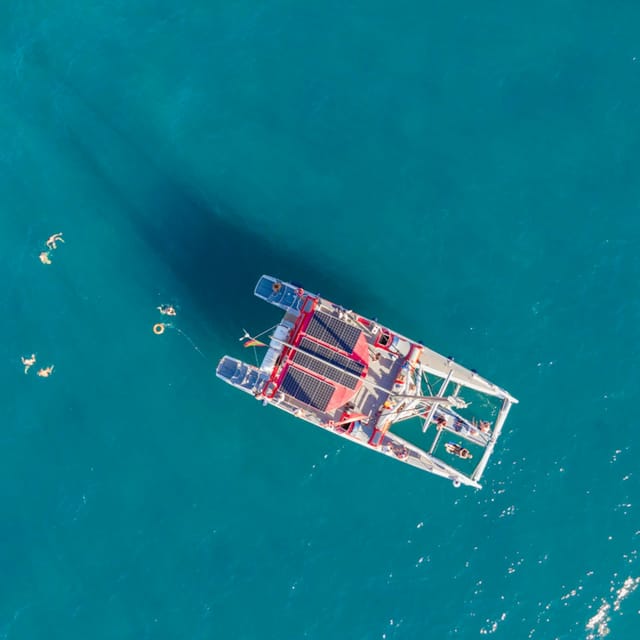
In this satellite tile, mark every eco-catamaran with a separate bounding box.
[216,276,518,488]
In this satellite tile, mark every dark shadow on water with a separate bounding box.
[133,178,370,333]
[51,69,375,336]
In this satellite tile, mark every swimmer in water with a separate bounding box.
[36,365,55,378]
[46,233,64,250]
[21,354,36,374]
[39,251,52,265]
[158,304,177,316]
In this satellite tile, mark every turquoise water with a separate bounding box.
[2,1,639,638]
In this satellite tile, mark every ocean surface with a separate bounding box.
[1,2,639,638]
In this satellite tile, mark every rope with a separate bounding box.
[171,326,208,360]
[252,324,279,341]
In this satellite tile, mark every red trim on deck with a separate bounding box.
[263,296,319,397]
[352,333,370,369]
[368,429,385,447]
[331,411,367,434]
[268,304,373,413]
[374,329,396,351]
[326,384,355,413]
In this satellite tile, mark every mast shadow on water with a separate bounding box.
[48,72,375,333]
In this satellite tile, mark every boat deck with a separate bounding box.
[217,276,518,488]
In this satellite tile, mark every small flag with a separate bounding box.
[244,338,267,348]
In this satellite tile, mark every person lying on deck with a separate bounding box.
[434,415,447,429]
[444,442,472,459]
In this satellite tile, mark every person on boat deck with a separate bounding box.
[434,415,447,429]
[158,304,177,316]
[388,442,408,459]
[445,442,472,459]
